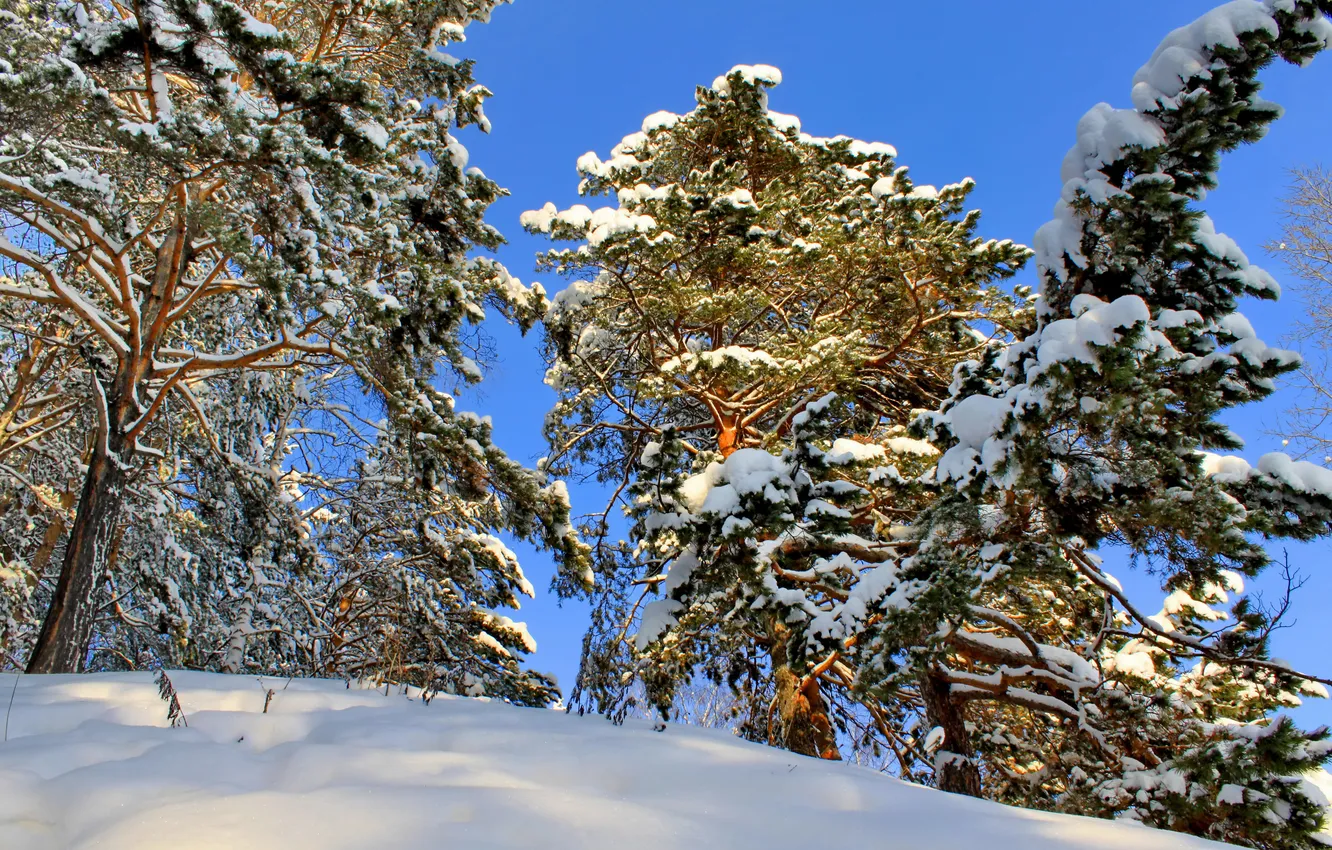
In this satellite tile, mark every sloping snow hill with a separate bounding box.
[0,671,1233,849]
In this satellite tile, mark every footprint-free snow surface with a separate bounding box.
[0,671,1235,849]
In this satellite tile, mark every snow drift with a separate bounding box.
[0,671,1259,849]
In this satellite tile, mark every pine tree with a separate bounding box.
[533,3,1332,845]
[0,0,585,672]
[527,63,1029,757]
[892,0,1332,843]
[88,362,568,705]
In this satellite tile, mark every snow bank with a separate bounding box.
[0,672,1239,849]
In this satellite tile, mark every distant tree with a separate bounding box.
[1270,166,1332,454]
[0,298,87,663]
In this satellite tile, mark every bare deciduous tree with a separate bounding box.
[1270,166,1332,456]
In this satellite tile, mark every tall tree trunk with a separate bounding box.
[921,669,982,796]
[25,213,186,674]
[26,427,127,673]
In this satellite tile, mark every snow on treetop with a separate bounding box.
[711,63,783,94]
[826,439,887,465]
[846,140,899,159]
[1036,294,1157,368]
[238,8,280,38]
[1037,0,1324,296]
[676,448,795,517]
[1057,103,1166,188]
[520,201,656,247]
[642,110,680,132]
[1130,0,1327,112]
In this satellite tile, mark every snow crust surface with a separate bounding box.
[0,672,1240,849]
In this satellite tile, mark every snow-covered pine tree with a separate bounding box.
[533,3,1332,844]
[288,394,564,706]
[81,359,567,707]
[0,0,582,672]
[882,1,1332,843]
[526,64,1030,758]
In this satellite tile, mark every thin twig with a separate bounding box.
[3,673,19,742]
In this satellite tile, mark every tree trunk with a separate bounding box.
[921,670,982,796]
[26,429,127,673]
[717,413,740,458]
[770,625,841,760]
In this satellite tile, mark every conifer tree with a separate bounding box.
[77,362,564,706]
[890,1,1332,842]
[533,2,1332,845]
[527,63,1029,758]
[0,0,583,672]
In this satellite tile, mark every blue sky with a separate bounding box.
[448,1,1332,726]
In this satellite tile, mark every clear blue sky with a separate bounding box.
[448,1,1332,726]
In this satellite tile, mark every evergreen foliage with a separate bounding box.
[527,62,1028,760]
[532,3,1332,845]
[0,0,581,702]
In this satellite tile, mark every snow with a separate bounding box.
[718,448,791,500]
[711,63,783,95]
[238,10,280,39]
[924,726,947,752]
[767,110,801,134]
[1308,770,1332,844]
[934,394,1014,484]
[0,672,1238,850]
[660,345,790,374]
[356,121,389,150]
[480,612,537,653]
[946,395,1012,451]
[958,631,1099,685]
[826,438,886,464]
[1131,1,1278,111]
[1035,294,1155,369]
[848,140,898,159]
[1199,451,1332,498]
[871,177,897,199]
[1105,645,1159,680]
[884,436,939,457]
[642,110,679,132]
[713,188,757,210]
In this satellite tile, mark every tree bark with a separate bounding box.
[26,427,127,673]
[921,669,982,796]
[717,413,740,458]
[770,625,841,760]
[26,228,187,673]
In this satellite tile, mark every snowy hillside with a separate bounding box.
[0,672,1246,849]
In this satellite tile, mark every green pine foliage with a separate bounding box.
[534,3,1332,846]
[528,63,1028,757]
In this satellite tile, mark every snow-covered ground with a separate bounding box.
[0,671,1272,848]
